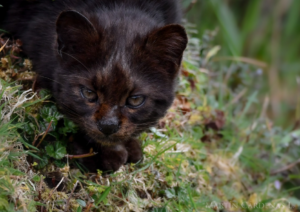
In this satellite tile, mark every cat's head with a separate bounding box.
[52,10,187,144]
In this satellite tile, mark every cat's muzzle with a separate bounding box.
[97,118,120,136]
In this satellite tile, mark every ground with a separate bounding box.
[1,25,300,212]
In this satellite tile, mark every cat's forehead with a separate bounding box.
[91,62,135,95]
[96,63,129,83]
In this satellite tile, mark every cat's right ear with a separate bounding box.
[56,11,99,57]
[145,24,188,77]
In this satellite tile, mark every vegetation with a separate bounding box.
[1,1,300,211]
[185,0,300,128]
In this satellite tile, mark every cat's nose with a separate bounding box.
[97,119,119,136]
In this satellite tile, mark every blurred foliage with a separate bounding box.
[183,0,300,128]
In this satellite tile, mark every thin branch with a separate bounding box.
[41,177,65,212]
[184,0,197,14]
[46,177,65,202]
[0,38,9,52]
[64,180,79,211]
[36,120,53,148]
[84,202,94,212]
[66,152,98,160]
[271,159,300,175]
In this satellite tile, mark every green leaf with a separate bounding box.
[38,89,52,99]
[165,188,176,199]
[6,167,25,176]
[19,137,39,151]
[25,151,43,161]
[58,118,77,136]
[22,96,47,108]
[150,207,168,212]
[32,175,41,182]
[36,154,49,169]
[240,0,261,42]
[45,145,54,156]
[76,206,82,212]
[0,29,9,34]
[285,197,300,208]
[94,187,111,206]
[45,142,66,159]
[76,199,86,207]
[54,160,66,168]
[0,197,9,211]
[209,0,241,56]
[40,105,63,128]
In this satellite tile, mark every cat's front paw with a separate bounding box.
[71,134,143,173]
[124,138,143,164]
[97,144,128,173]
[97,139,143,172]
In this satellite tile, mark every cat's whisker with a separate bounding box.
[33,75,82,96]
[133,122,158,125]
[57,74,91,81]
[58,50,92,74]
[133,121,159,126]
[60,110,79,119]
[59,103,81,117]
[36,75,63,86]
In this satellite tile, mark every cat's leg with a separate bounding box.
[124,138,143,164]
[96,138,143,172]
[70,133,128,173]
[96,144,128,172]
[71,133,142,173]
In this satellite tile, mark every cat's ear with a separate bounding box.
[56,10,99,57]
[146,24,188,67]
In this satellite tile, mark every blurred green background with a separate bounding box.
[182,0,300,128]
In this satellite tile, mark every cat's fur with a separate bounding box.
[3,0,187,172]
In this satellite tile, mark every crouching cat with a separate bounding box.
[3,0,188,172]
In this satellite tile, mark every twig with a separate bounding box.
[36,177,44,212]
[41,177,65,212]
[212,56,268,68]
[32,134,41,147]
[16,77,34,81]
[184,0,197,13]
[10,175,21,180]
[64,180,79,211]
[292,120,300,131]
[271,159,300,175]
[259,96,270,119]
[0,38,9,52]
[46,177,65,202]
[225,88,247,108]
[36,120,53,148]
[39,177,43,201]
[32,131,45,146]
[84,202,94,212]
[65,152,98,159]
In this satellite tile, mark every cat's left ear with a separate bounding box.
[56,10,99,57]
[146,24,188,68]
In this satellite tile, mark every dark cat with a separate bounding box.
[3,0,188,172]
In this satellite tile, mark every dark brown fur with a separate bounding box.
[3,0,187,172]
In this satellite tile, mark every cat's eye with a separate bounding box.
[80,87,98,102]
[126,95,146,108]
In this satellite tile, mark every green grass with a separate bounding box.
[185,0,300,128]
[1,12,300,212]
